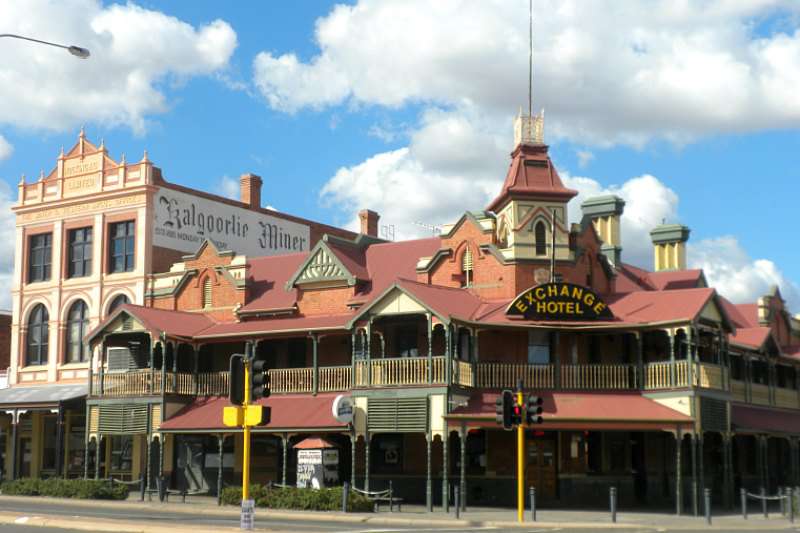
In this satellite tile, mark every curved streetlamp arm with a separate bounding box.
[0,33,90,58]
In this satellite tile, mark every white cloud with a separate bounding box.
[690,236,800,310]
[576,150,594,168]
[0,136,12,162]
[220,176,240,201]
[253,0,800,145]
[0,0,237,133]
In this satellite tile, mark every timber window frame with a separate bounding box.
[28,233,52,283]
[67,227,93,278]
[25,304,49,366]
[65,300,90,363]
[108,221,135,274]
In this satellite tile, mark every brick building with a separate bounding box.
[80,111,800,513]
[0,130,356,480]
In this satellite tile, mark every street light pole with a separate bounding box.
[0,33,90,58]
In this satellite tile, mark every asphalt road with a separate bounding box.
[0,499,797,533]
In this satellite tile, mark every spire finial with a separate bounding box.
[38,169,45,181]
[99,138,105,150]
[141,149,149,163]
[59,145,64,158]
[120,152,126,165]
[79,125,85,139]
[19,174,25,186]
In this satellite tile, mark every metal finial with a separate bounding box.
[79,125,85,138]
[38,169,45,181]
[141,149,149,162]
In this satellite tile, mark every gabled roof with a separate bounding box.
[486,143,577,212]
[285,237,366,289]
[346,278,484,328]
[609,287,726,326]
[86,304,216,344]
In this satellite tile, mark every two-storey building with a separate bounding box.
[82,112,800,513]
[0,130,356,480]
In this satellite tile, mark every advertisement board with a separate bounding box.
[153,187,310,256]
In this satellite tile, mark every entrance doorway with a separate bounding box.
[526,437,556,500]
[18,437,32,478]
[176,436,207,492]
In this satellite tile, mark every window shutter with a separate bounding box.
[203,278,212,308]
[461,248,473,272]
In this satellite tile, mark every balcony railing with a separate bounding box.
[93,370,231,397]
[475,363,554,389]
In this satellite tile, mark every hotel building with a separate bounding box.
[5,114,800,515]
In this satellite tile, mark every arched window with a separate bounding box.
[107,294,130,315]
[461,248,473,288]
[534,221,547,256]
[66,300,89,363]
[202,278,212,308]
[26,304,49,366]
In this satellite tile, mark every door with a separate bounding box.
[526,437,556,500]
[177,436,206,492]
[18,438,32,478]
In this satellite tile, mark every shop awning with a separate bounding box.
[0,383,87,410]
[446,391,693,431]
[159,392,348,433]
[731,403,800,435]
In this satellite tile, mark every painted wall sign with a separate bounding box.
[507,282,614,321]
[152,187,310,256]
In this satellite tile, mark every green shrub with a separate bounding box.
[221,485,372,512]
[0,478,129,500]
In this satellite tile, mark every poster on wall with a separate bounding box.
[153,187,311,256]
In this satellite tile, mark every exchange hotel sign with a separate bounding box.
[153,187,310,256]
[507,282,614,321]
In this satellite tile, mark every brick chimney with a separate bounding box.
[240,173,262,208]
[359,209,380,237]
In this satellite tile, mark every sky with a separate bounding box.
[0,0,799,312]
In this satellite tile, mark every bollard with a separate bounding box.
[610,486,617,523]
[741,488,747,520]
[139,473,145,502]
[530,486,536,522]
[455,487,460,519]
[761,487,768,519]
[342,481,349,513]
[704,488,711,526]
[389,481,394,513]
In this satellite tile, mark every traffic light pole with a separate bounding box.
[242,358,251,502]
[517,386,524,523]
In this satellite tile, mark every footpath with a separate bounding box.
[0,493,796,532]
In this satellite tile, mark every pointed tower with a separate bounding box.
[488,111,577,262]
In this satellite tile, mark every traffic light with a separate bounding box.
[526,395,544,424]
[251,358,271,400]
[495,390,515,430]
[229,354,245,406]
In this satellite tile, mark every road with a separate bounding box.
[0,499,795,533]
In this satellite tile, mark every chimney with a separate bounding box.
[240,173,262,209]
[359,209,380,237]
[580,195,625,266]
[650,224,690,271]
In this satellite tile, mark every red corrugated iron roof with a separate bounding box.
[730,327,770,349]
[240,253,306,313]
[487,144,577,212]
[159,393,347,432]
[395,278,484,321]
[195,314,352,338]
[448,391,692,429]
[646,269,705,291]
[732,403,800,434]
[734,304,760,328]
[86,304,217,343]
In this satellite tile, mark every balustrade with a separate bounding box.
[560,364,637,390]
[318,366,351,392]
[475,363,554,389]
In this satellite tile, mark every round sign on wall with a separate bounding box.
[331,395,354,424]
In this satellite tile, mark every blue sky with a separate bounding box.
[1,0,799,309]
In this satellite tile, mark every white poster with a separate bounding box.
[153,187,311,256]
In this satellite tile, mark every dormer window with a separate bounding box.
[461,248,473,288]
[534,221,547,256]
